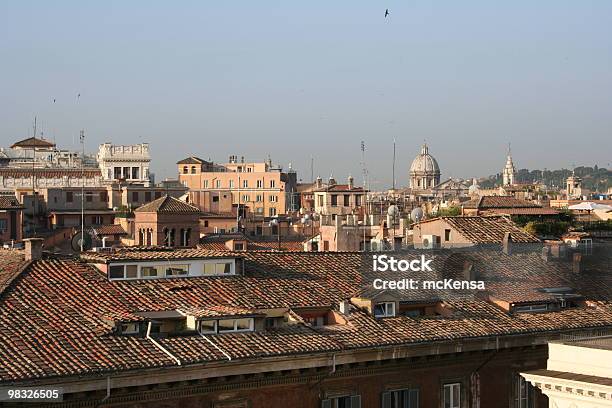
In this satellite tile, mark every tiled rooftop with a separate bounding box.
[438,216,540,244]
[134,195,201,214]
[1,247,611,383]
[0,196,23,210]
[462,196,542,209]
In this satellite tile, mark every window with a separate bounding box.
[213,195,219,202]
[270,180,275,188]
[141,266,163,278]
[257,180,263,188]
[198,320,217,334]
[203,180,209,188]
[183,166,188,174]
[229,180,235,188]
[204,220,209,227]
[355,195,362,206]
[0,219,6,233]
[165,265,189,277]
[109,264,138,280]
[121,322,139,335]
[215,180,221,188]
[331,195,338,206]
[344,195,350,206]
[198,318,253,334]
[203,262,233,275]
[115,167,123,179]
[382,388,419,408]
[109,265,125,279]
[123,167,130,178]
[125,265,138,278]
[66,191,73,203]
[443,383,461,408]
[269,195,278,202]
[91,216,103,225]
[132,167,140,179]
[234,243,244,251]
[514,375,534,408]
[445,229,451,241]
[321,395,361,408]
[269,208,277,217]
[514,304,548,313]
[255,194,262,202]
[374,302,395,318]
[243,180,248,188]
[190,166,196,174]
[132,191,139,202]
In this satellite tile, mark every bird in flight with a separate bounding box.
[385,9,390,18]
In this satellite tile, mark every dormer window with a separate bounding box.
[197,318,254,334]
[374,302,395,318]
[513,304,548,313]
[203,261,234,275]
[106,258,237,280]
[121,322,140,335]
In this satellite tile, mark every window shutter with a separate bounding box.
[321,399,331,408]
[350,395,361,408]
[382,391,392,408]
[409,389,419,408]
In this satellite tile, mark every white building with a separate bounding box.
[97,143,151,186]
[521,336,612,407]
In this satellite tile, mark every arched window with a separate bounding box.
[183,166,188,174]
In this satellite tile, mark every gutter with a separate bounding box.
[146,322,181,366]
[198,331,232,361]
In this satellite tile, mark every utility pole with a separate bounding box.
[80,130,85,252]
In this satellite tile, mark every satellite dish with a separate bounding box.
[387,205,399,217]
[71,231,92,252]
[410,207,424,223]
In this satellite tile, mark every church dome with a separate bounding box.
[409,144,441,190]
[410,144,440,175]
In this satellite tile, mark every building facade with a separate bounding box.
[178,156,298,216]
[97,143,152,186]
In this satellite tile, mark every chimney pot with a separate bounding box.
[502,233,512,255]
[24,238,44,261]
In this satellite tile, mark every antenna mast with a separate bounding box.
[32,116,37,236]
[80,130,85,252]
[392,137,396,191]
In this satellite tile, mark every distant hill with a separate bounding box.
[479,166,612,192]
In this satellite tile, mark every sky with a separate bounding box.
[1,1,611,189]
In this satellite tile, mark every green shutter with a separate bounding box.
[350,395,361,408]
[382,391,392,408]
[409,389,419,408]
[321,399,332,408]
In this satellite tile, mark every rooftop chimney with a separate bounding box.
[572,252,582,273]
[348,175,354,189]
[24,238,44,261]
[541,246,550,262]
[339,300,351,315]
[502,233,512,255]
[315,176,323,189]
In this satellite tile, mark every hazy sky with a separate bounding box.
[1,1,611,189]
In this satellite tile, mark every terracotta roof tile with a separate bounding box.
[1,248,611,383]
[135,195,201,214]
